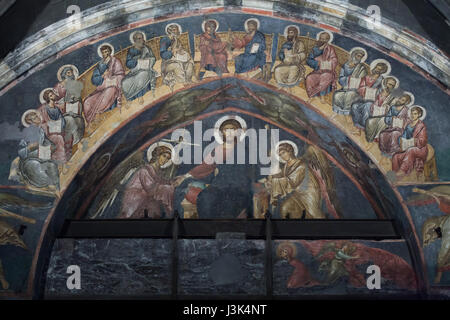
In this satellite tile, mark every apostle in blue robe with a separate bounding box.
[232,20,266,74]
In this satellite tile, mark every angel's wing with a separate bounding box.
[0,220,27,249]
[437,216,450,271]
[0,192,53,209]
[304,145,341,218]
[87,151,145,219]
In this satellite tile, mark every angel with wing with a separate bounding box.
[88,142,185,219]
[262,142,340,219]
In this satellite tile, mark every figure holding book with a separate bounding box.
[392,106,428,178]
[305,31,338,104]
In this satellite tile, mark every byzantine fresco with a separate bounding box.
[0,12,448,297]
[273,240,418,296]
[399,185,450,287]
[83,113,377,220]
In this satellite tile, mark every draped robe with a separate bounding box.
[331,61,367,115]
[122,45,156,101]
[37,104,70,163]
[83,56,125,123]
[350,87,393,130]
[233,31,266,74]
[183,144,254,218]
[274,37,306,87]
[378,105,410,156]
[160,35,194,86]
[199,32,229,74]
[269,158,325,219]
[120,164,175,219]
[392,120,428,175]
[305,44,338,98]
[364,93,396,142]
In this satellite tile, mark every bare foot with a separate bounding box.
[138,97,144,105]
[319,96,326,104]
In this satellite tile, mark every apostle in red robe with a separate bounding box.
[120,145,179,219]
[83,44,125,124]
[392,106,428,177]
[199,20,229,77]
[305,31,338,103]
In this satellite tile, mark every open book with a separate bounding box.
[250,43,260,54]
[392,117,404,129]
[372,105,386,117]
[65,102,79,114]
[48,119,62,134]
[401,137,415,151]
[175,52,189,62]
[320,60,332,70]
[365,88,378,101]
[137,59,150,70]
[348,77,360,89]
[38,144,51,161]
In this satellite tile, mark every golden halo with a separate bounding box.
[244,18,260,32]
[21,109,42,127]
[274,140,299,163]
[283,25,300,38]
[408,105,427,121]
[214,115,248,145]
[369,58,392,76]
[202,19,219,33]
[382,75,400,89]
[39,87,57,104]
[97,42,115,58]
[165,22,182,35]
[401,91,415,107]
[130,30,147,44]
[316,30,334,43]
[147,142,176,169]
[276,241,297,259]
[57,64,79,82]
[349,47,368,63]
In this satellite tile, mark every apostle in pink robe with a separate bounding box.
[305,32,338,103]
[120,145,179,219]
[199,20,229,77]
[83,44,125,124]
[392,106,428,176]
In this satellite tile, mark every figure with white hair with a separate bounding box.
[350,76,398,137]
[331,48,368,117]
[160,23,195,90]
[122,31,157,104]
